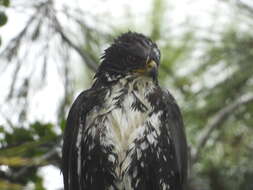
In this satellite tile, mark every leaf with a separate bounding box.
[0,180,22,190]
[0,11,7,27]
[3,0,10,7]
[0,156,31,166]
[0,137,54,157]
[0,0,10,7]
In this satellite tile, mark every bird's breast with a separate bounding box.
[103,78,154,156]
[84,78,163,189]
[107,93,148,156]
[104,90,151,189]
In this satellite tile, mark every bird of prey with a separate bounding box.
[62,32,188,190]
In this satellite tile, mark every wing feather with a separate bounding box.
[162,89,188,189]
[62,88,106,190]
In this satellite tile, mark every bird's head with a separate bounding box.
[95,32,161,84]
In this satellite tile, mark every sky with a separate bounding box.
[0,0,234,189]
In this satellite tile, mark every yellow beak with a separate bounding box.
[133,60,158,74]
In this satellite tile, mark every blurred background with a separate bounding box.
[0,0,253,189]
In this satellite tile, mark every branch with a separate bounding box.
[0,143,60,185]
[0,170,23,186]
[236,0,253,15]
[0,0,48,60]
[53,16,98,72]
[191,93,253,163]
[11,141,61,180]
[6,61,21,100]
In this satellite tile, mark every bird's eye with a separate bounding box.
[128,56,143,62]
[128,56,135,62]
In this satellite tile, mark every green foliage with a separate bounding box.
[0,11,7,26]
[0,180,22,190]
[180,26,253,190]
[0,0,10,47]
[0,122,59,189]
[0,0,10,7]
[150,0,166,41]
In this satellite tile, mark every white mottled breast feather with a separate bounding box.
[83,76,163,190]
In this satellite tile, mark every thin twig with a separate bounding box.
[52,16,98,72]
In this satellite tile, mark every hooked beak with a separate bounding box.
[133,60,158,80]
[146,60,158,79]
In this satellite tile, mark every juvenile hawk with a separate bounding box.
[62,32,187,190]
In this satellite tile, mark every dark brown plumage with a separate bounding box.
[62,32,188,190]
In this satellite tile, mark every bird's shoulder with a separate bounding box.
[63,87,107,146]
[70,87,107,114]
[149,86,188,188]
[61,87,107,168]
[146,85,180,114]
